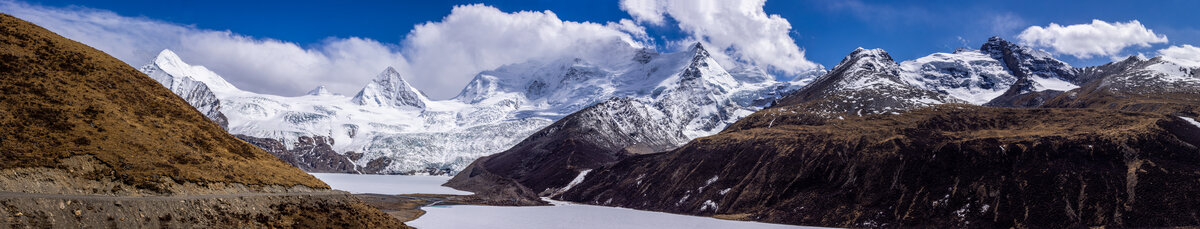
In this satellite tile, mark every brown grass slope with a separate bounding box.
[0,13,408,228]
[0,13,326,192]
[559,105,1200,227]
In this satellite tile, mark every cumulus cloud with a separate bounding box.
[1159,44,1200,68]
[0,0,406,96]
[1017,19,1168,59]
[401,4,648,97]
[1,0,820,98]
[1,1,651,98]
[619,0,820,75]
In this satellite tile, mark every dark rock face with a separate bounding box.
[980,37,1080,108]
[559,105,1200,228]
[985,79,1067,108]
[236,135,358,173]
[445,98,686,201]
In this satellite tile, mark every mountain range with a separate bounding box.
[546,38,1200,227]
[141,42,813,175]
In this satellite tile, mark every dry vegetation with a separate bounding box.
[0,13,326,193]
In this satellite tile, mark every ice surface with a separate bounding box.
[408,201,819,229]
[308,173,472,195]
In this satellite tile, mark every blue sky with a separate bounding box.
[6,0,1200,97]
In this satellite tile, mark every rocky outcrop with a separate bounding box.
[236,135,359,173]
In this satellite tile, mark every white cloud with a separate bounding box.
[1017,19,1168,59]
[1,1,651,99]
[1159,44,1200,68]
[2,0,821,98]
[401,4,648,98]
[0,0,406,96]
[619,0,820,75]
[986,12,1026,36]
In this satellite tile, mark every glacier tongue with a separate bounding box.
[140,41,806,175]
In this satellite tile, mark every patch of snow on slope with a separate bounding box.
[1180,116,1200,129]
[1030,76,1079,92]
[701,200,719,211]
[554,169,592,195]
[1147,61,1198,81]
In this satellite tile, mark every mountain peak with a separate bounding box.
[378,66,402,80]
[352,67,427,108]
[777,47,961,113]
[689,42,710,57]
[154,49,183,64]
[847,48,892,61]
[306,85,331,96]
[143,49,238,93]
[831,48,896,74]
[986,36,1008,44]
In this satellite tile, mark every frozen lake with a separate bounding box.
[308,173,472,195]
[409,199,815,229]
[312,173,815,229]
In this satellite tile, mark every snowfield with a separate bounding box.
[308,173,472,195]
[408,199,819,229]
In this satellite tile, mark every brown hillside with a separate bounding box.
[0,13,326,193]
[560,105,1200,227]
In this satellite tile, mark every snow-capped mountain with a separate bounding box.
[138,50,231,129]
[898,37,1078,106]
[777,48,964,115]
[446,44,795,197]
[141,42,805,175]
[1042,55,1200,114]
[899,48,1017,105]
[352,67,429,109]
[1075,55,1200,94]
